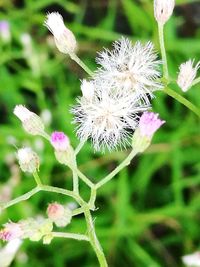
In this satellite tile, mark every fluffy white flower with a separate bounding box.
[72,81,149,151]
[177,59,200,92]
[95,37,162,103]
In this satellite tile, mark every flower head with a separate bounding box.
[0,222,23,242]
[177,59,200,92]
[138,112,165,138]
[95,37,162,103]
[47,202,72,227]
[17,147,40,173]
[154,0,175,25]
[14,105,45,136]
[51,132,70,151]
[132,112,165,152]
[72,81,149,151]
[44,12,77,54]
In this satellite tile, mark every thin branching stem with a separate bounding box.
[164,87,200,118]
[69,53,93,77]
[95,148,138,189]
[52,232,89,241]
[158,23,169,80]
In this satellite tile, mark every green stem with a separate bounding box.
[40,185,85,206]
[72,207,85,216]
[84,208,108,267]
[95,149,138,189]
[69,53,93,76]
[158,23,169,80]
[72,166,79,194]
[52,232,89,241]
[89,188,97,210]
[2,187,40,210]
[164,87,200,118]
[77,169,94,188]
[192,76,200,87]
[40,132,51,141]
[33,172,42,186]
[75,139,87,155]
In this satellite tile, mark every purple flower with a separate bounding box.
[51,131,69,151]
[139,112,165,138]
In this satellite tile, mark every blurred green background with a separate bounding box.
[0,0,200,266]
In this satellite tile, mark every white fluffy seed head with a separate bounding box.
[44,12,77,54]
[14,105,45,136]
[154,0,175,25]
[177,59,200,92]
[72,83,149,151]
[95,37,162,103]
[17,147,40,173]
[80,80,94,100]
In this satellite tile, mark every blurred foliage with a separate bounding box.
[0,0,200,266]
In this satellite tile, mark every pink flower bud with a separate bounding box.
[47,202,72,227]
[47,203,65,221]
[139,112,165,138]
[0,223,23,242]
[50,132,70,151]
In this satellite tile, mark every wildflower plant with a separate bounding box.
[1,1,200,267]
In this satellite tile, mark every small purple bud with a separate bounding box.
[139,112,165,138]
[51,131,70,151]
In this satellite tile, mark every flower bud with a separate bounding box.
[81,80,94,100]
[20,217,53,242]
[14,105,45,136]
[47,202,72,227]
[0,223,23,242]
[177,59,200,92]
[17,147,39,173]
[132,112,165,152]
[51,131,70,151]
[154,0,175,25]
[50,132,75,167]
[44,12,77,54]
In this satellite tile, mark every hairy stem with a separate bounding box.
[95,148,138,189]
[2,187,40,210]
[69,53,93,76]
[40,185,85,206]
[77,169,94,188]
[52,232,89,241]
[72,167,79,194]
[75,139,87,155]
[164,87,200,118]
[33,172,42,186]
[84,208,108,267]
[158,23,169,80]
[89,188,97,210]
